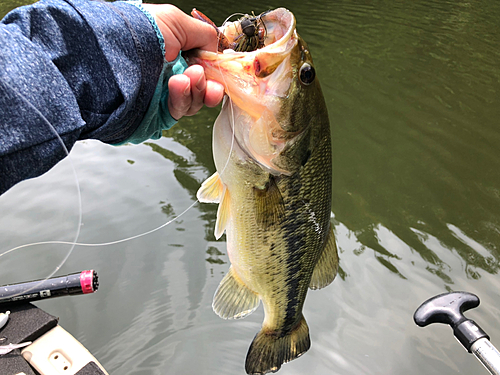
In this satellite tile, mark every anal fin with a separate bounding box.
[309,224,339,290]
[213,266,260,319]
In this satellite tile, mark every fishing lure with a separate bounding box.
[191,8,232,52]
[231,12,268,52]
[191,9,269,53]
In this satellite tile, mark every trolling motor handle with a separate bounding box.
[414,291,489,352]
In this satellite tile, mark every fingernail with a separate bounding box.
[196,75,206,91]
[184,84,191,96]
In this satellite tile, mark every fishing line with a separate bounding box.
[222,13,245,25]
[215,18,237,178]
[0,93,200,263]
[0,201,197,257]
[1,18,240,268]
[0,79,82,288]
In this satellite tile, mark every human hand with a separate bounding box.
[167,64,224,120]
[142,4,224,119]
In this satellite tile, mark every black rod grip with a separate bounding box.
[0,270,98,305]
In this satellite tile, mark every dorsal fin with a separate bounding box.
[309,224,338,290]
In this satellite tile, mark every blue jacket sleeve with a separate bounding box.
[0,0,165,194]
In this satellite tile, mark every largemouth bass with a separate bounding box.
[186,8,338,374]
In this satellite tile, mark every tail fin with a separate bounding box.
[245,316,310,374]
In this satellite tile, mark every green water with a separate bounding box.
[1,1,500,374]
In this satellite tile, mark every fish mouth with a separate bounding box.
[184,8,297,101]
[186,8,295,60]
[185,8,298,175]
[219,7,296,56]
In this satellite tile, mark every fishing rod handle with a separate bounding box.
[472,338,500,375]
[0,270,98,305]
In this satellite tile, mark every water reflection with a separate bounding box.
[315,0,500,284]
[206,246,226,265]
[335,212,500,285]
[143,136,219,241]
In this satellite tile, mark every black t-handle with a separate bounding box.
[414,291,489,352]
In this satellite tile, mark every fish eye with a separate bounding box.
[299,63,315,85]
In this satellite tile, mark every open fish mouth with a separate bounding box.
[184,8,301,175]
[184,8,297,82]
[189,7,296,55]
[218,8,296,55]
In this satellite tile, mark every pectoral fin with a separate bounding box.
[214,187,230,240]
[213,266,260,319]
[309,224,339,290]
[253,176,285,229]
[198,172,230,239]
[197,172,224,203]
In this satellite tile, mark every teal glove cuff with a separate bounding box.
[114,1,188,145]
[114,55,188,145]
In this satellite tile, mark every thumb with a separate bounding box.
[142,4,218,61]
